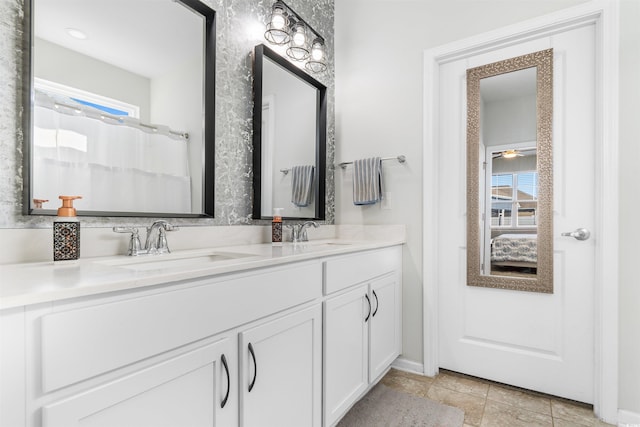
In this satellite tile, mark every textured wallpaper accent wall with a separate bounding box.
[0,0,334,228]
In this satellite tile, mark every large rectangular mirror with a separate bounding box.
[466,49,554,293]
[252,44,326,220]
[23,0,216,217]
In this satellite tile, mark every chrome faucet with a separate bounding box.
[145,220,178,254]
[287,221,319,243]
[113,220,179,256]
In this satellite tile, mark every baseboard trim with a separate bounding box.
[391,357,425,376]
[618,409,640,426]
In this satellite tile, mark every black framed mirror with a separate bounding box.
[23,0,216,218]
[252,44,326,220]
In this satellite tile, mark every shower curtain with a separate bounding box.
[32,95,191,213]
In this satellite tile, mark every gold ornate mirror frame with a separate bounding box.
[466,48,553,293]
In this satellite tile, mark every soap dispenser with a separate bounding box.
[272,208,283,246]
[53,195,82,261]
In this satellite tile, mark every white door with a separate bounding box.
[437,24,596,403]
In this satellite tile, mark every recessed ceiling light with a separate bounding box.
[66,28,87,40]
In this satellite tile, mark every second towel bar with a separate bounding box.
[337,155,406,169]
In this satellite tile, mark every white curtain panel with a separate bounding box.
[32,104,191,213]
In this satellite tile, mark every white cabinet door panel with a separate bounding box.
[369,274,401,382]
[323,285,369,427]
[43,337,235,427]
[239,305,321,427]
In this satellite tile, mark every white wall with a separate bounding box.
[336,1,640,416]
[151,56,204,213]
[484,95,537,146]
[618,0,640,416]
[34,38,151,121]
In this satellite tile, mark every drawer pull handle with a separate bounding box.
[365,294,372,322]
[248,343,257,392]
[373,290,379,317]
[221,353,230,409]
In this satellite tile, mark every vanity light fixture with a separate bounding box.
[306,38,327,73]
[286,20,310,61]
[264,0,327,73]
[264,1,290,45]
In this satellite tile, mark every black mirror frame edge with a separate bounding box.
[21,0,217,218]
[251,43,327,221]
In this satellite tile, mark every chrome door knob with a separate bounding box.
[561,228,591,241]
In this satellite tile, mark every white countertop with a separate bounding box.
[0,238,404,310]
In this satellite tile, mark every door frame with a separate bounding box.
[422,0,619,423]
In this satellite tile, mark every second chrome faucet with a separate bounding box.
[286,221,319,243]
[114,220,179,256]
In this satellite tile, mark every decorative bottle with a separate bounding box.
[53,195,82,261]
[272,208,283,246]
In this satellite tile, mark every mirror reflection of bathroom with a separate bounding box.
[479,67,538,279]
[30,0,212,216]
[261,54,318,218]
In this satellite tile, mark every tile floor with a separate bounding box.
[381,368,615,427]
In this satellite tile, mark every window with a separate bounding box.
[35,78,139,118]
[491,171,538,227]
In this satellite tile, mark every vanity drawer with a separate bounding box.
[41,261,322,392]
[324,246,402,295]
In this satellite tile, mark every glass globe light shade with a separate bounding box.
[264,3,290,45]
[271,10,286,29]
[292,23,306,46]
[311,39,324,61]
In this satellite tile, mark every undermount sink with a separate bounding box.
[299,240,353,246]
[96,250,257,272]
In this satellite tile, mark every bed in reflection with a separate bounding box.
[490,233,537,272]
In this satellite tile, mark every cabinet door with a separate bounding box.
[323,284,369,427]
[369,273,401,382]
[43,337,237,427]
[239,305,322,427]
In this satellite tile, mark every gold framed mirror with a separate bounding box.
[466,48,553,293]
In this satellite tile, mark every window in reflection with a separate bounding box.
[485,146,538,277]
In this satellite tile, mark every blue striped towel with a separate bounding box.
[291,165,315,207]
[353,157,383,205]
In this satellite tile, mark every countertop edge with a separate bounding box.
[0,239,405,310]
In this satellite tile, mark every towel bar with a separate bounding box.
[337,155,406,169]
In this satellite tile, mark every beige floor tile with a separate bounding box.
[554,418,596,427]
[553,418,615,427]
[480,399,553,427]
[381,374,431,398]
[386,368,436,386]
[487,384,552,415]
[434,371,490,398]
[551,400,599,426]
[427,384,486,426]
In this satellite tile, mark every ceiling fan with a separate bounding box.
[492,148,536,159]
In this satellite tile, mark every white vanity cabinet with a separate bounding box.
[323,246,402,427]
[13,260,322,427]
[0,242,404,427]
